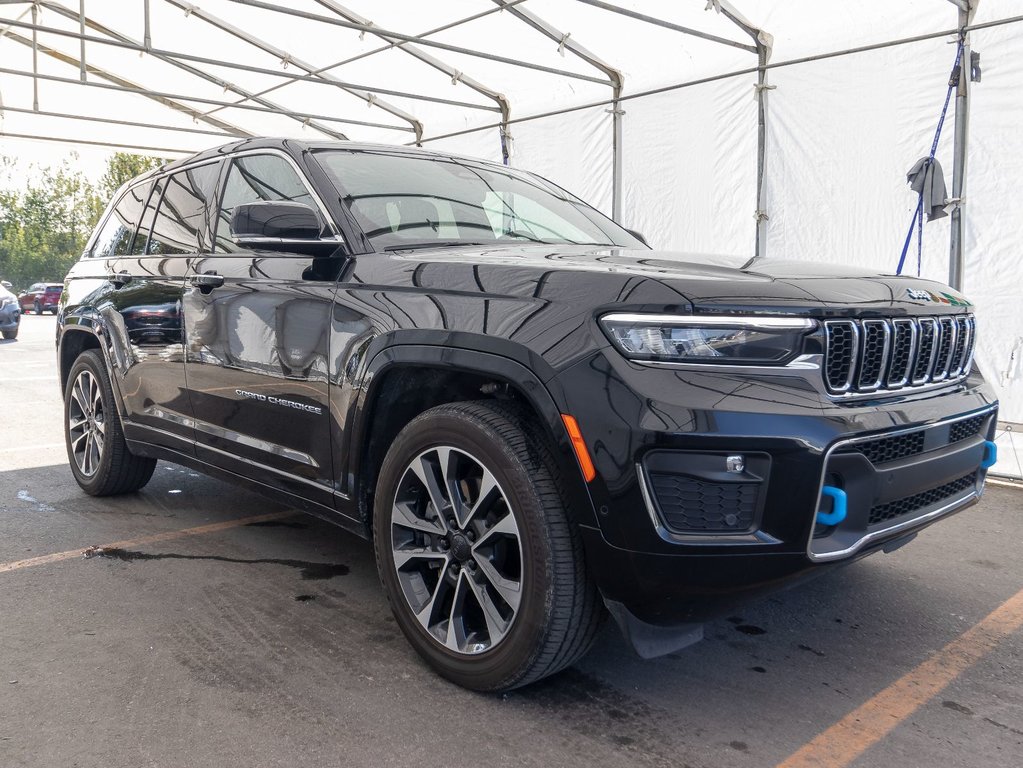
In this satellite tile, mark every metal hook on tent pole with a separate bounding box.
[705,1,722,14]
[451,71,462,86]
[557,32,571,57]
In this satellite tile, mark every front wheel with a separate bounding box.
[1,328,16,340]
[373,401,602,692]
[34,301,42,315]
[64,350,156,495]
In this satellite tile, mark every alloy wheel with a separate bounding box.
[68,369,105,477]
[390,446,523,655]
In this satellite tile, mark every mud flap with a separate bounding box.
[604,599,704,659]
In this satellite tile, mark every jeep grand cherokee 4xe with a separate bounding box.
[57,139,998,691]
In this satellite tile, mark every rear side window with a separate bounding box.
[90,182,152,258]
[146,163,219,255]
[215,154,318,253]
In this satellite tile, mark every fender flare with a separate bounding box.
[345,342,598,530]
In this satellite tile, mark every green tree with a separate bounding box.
[0,152,163,290]
[98,152,165,201]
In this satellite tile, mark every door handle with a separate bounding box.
[189,271,224,293]
[107,270,132,288]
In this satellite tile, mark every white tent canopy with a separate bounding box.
[1,0,1021,477]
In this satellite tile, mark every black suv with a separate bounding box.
[58,138,998,691]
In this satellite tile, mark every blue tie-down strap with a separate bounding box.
[981,440,998,470]
[817,485,848,526]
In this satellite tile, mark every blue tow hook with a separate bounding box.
[817,485,847,526]
[981,440,998,470]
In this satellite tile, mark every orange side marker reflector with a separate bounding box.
[561,414,596,482]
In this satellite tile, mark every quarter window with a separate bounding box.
[215,154,319,252]
[147,164,219,255]
[90,182,152,258]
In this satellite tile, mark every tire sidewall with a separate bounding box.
[64,351,119,494]
[374,407,556,691]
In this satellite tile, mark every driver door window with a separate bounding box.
[215,154,319,253]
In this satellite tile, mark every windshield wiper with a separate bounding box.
[383,241,488,252]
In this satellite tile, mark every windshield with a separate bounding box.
[314,149,644,251]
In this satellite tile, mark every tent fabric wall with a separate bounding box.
[619,74,757,255]
[1,1,1021,477]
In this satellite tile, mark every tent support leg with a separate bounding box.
[948,1,976,291]
[31,2,38,110]
[78,0,85,81]
[611,85,623,222]
[754,43,769,261]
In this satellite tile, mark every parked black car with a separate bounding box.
[57,138,998,691]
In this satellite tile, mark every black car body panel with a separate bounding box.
[58,138,998,640]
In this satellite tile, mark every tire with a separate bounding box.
[373,401,603,692]
[34,301,42,315]
[64,350,156,496]
[1,328,16,340]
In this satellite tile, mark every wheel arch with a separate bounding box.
[346,344,598,535]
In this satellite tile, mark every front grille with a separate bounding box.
[854,431,925,465]
[649,473,757,533]
[824,315,975,394]
[949,414,984,443]
[867,472,977,527]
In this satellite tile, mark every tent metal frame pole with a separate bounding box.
[716,1,772,260]
[1,103,236,137]
[161,0,424,143]
[414,15,1023,148]
[143,0,150,50]
[0,65,413,132]
[30,1,38,110]
[0,13,499,113]
[40,2,350,140]
[196,0,531,136]
[948,0,976,291]
[221,0,613,87]
[0,129,194,155]
[489,0,625,218]
[311,0,513,164]
[573,0,757,53]
[1,29,255,137]
[77,0,83,80]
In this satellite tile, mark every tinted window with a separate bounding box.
[132,180,163,256]
[215,154,318,252]
[314,150,643,251]
[147,164,219,255]
[91,182,152,258]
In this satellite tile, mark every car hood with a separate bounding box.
[389,243,972,316]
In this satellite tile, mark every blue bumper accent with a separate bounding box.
[981,440,998,469]
[817,485,848,526]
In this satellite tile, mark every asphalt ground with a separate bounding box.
[2,314,1021,768]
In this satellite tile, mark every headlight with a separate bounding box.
[599,313,816,364]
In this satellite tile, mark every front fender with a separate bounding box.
[345,342,599,531]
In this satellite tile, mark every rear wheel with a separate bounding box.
[373,401,602,692]
[34,301,42,315]
[1,328,16,340]
[64,350,156,495]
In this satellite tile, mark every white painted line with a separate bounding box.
[0,442,65,453]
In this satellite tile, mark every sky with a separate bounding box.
[0,136,114,189]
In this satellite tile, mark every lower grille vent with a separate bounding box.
[867,473,977,527]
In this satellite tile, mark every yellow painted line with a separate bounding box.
[0,510,295,575]
[778,586,1023,768]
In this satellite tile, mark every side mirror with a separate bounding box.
[230,201,322,241]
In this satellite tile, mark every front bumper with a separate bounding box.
[551,349,998,626]
[0,305,20,331]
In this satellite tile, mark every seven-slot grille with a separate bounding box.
[823,315,975,394]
